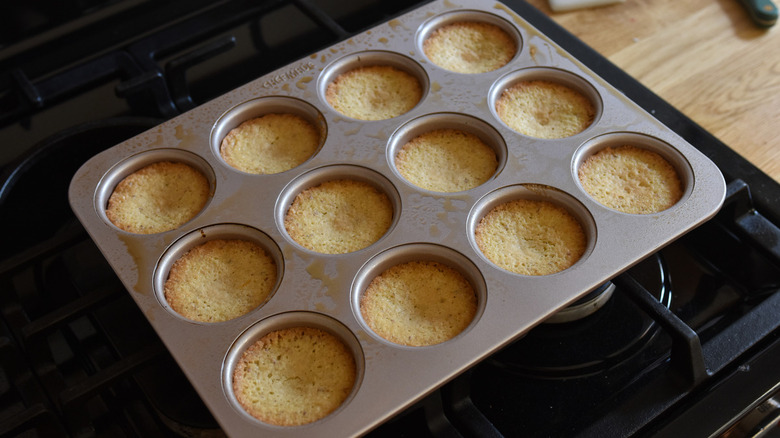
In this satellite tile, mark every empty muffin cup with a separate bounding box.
[97,149,214,234]
[319,51,428,121]
[417,10,521,74]
[490,67,602,139]
[469,184,595,276]
[224,312,363,427]
[153,223,283,323]
[211,96,326,175]
[387,112,505,193]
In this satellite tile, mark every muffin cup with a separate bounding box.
[573,132,693,214]
[95,148,215,234]
[489,67,603,139]
[153,223,284,323]
[222,311,364,427]
[387,112,506,193]
[318,50,429,120]
[468,183,596,275]
[276,164,401,254]
[352,243,487,347]
[416,9,522,73]
[210,96,327,174]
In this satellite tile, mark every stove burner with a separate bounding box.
[545,282,616,324]
[439,255,676,437]
[0,117,161,261]
[488,253,672,379]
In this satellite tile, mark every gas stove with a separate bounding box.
[1,1,779,437]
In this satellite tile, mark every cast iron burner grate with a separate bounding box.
[0,224,220,436]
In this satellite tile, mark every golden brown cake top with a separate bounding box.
[284,179,393,254]
[325,65,422,121]
[496,80,595,139]
[220,113,320,175]
[475,198,586,275]
[578,145,683,214]
[395,128,498,192]
[163,239,277,323]
[424,21,516,74]
[106,161,210,234]
[360,260,478,347]
[232,327,356,426]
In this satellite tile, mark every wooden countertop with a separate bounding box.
[524,0,780,183]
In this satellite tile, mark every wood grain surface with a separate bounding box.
[524,0,780,182]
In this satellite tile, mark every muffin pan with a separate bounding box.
[69,0,726,436]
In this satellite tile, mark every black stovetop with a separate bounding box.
[1,1,779,437]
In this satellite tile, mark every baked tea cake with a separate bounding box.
[325,65,422,120]
[164,239,277,323]
[105,161,210,234]
[495,80,595,139]
[475,198,586,275]
[284,179,393,254]
[423,21,516,73]
[220,113,320,175]
[360,261,478,346]
[395,128,498,192]
[232,327,356,426]
[578,145,683,214]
